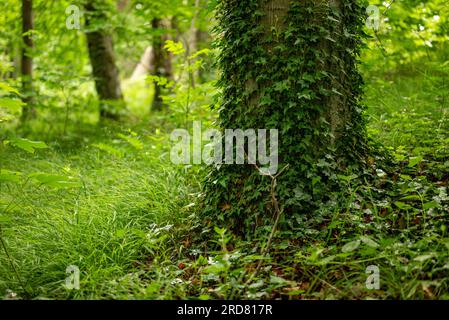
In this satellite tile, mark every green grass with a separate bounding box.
[0,122,202,299]
[1,60,449,300]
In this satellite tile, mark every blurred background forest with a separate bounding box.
[1,0,449,300]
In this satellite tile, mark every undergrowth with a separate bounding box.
[1,60,449,300]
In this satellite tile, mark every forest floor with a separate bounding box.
[1,65,449,300]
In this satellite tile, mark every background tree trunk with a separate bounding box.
[131,46,154,80]
[85,0,124,120]
[151,18,173,111]
[21,0,35,120]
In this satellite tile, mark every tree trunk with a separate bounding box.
[117,0,129,11]
[131,47,154,80]
[21,0,35,120]
[151,18,173,111]
[84,0,124,120]
[186,0,202,88]
[203,0,368,237]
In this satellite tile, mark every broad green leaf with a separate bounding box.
[408,156,423,168]
[337,174,358,182]
[0,170,22,183]
[270,275,289,285]
[423,201,439,210]
[202,263,226,274]
[413,254,435,262]
[0,98,25,112]
[28,173,80,189]
[395,201,412,210]
[360,236,379,248]
[342,240,361,253]
[6,138,48,153]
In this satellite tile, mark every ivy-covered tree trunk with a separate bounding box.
[84,0,124,120]
[203,0,368,237]
[21,0,35,120]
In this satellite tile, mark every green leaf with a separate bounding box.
[92,143,124,158]
[286,289,305,296]
[188,48,211,60]
[316,254,337,265]
[360,236,379,248]
[337,174,357,182]
[117,134,144,150]
[408,156,423,168]
[400,195,421,201]
[164,40,185,55]
[342,240,361,253]
[28,173,80,189]
[423,201,439,210]
[0,98,25,112]
[0,83,20,95]
[395,201,412,210]
[413,254,435,262]
[0,169,22,183]
[202,263,226,274]
[270,275,289,285]
[6,138,48,153]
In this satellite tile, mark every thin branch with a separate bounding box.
[245,164,290,285]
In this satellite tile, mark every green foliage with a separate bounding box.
[1,0,448,301]
[4,138,48,154]
[203,0,371,237]
[0,80,23,123]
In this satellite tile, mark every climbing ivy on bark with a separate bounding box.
[203,0,371,238]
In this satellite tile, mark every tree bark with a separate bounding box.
[186,0,202,88]
[131,46,154,80]
[84,0,124,120]
[151,18,173,111]
[21,0,35,120]
[203,0,368,237]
